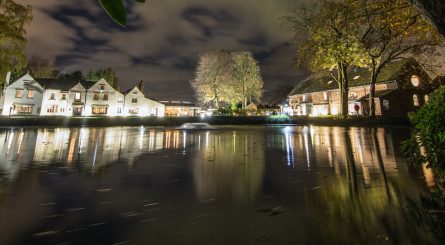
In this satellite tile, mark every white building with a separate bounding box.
[83,78,125,117]
[124,86,165,117]
[1,74,165,117]
[1,73,44,116]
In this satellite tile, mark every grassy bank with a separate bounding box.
[0,115,410,127]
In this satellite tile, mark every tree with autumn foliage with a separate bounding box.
[287,0,367,118]
[231,52,263,109]
[350,0,443,117]
[191,50,235,109]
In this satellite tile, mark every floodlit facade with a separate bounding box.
[288,60,437,117]
[1,73,44,116]
[83,78,124,116]
[160,101,200,116]
[124,86,165,117]
[0,74,165,117]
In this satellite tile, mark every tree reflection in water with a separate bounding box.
[0,126,440,244]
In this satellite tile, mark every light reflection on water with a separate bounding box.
[0,126,439,244]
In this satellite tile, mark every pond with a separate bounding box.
[0,126,439,244]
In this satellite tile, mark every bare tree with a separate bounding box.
[27,53,57,78]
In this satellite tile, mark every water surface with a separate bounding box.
[0,126,439,244]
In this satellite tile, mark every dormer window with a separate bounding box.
[50,93,55,100]
[23,81,30,86]
[411,75,420,87]
[100,84,105,90]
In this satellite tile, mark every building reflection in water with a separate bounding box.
[0,126,434,198]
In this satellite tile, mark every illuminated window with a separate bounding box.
[102,92,109,101]
[323,92,328,101]
[50,93,55,100]
[47,105,58,113]
[14,104,33,114]
[92,106,107,115]
[27,90,34,98]
[383,99,390,111]
[74,92,81,102]
[424,95,429,103]
[302,94,307,102]
[93,92,100,100]
[61,93,67,100]
[129,108,139,114]
[411,75,420,87]
[413,94,420,106]
[132,98,138,103]
[15,89,23,98]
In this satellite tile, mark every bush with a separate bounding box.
[401,86,445,176]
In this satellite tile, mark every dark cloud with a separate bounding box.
[181,6,241,39]
[20,0,309,101]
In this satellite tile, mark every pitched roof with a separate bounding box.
[34,78,98,90]
[289,60,410,96]
[35,78,82,91]
[79,80,98,89]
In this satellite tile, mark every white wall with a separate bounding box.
[84,79,124,117]
[124,87,165,117]
[1,74,44,116]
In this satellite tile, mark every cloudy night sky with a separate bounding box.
[15,0,309,101]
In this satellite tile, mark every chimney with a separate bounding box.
[5,71,11,87]
[138,80,144,95]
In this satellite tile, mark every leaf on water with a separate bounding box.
[99,0,127,26]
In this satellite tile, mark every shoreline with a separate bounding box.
[0,116,411,128]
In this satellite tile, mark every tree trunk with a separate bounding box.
[369,59,377,118]
[339,62,349,118]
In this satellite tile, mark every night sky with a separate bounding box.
[18,0,309,101]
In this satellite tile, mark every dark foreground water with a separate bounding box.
[0,126,439,244]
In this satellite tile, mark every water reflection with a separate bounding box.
[0,126,439,244]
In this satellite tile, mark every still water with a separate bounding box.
[0,126,439,244]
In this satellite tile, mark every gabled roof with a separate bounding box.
[79,80,97,89]
[123,86,142,95]
[35,78,82,91]
[289,60,410,96]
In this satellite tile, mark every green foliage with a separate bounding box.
[86,67,118,87]
[0,0,32,88]
[401,86,445,176]
[99,0,145,26]
[287,0,367,117]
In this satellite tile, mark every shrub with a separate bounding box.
[401,86,445,176]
